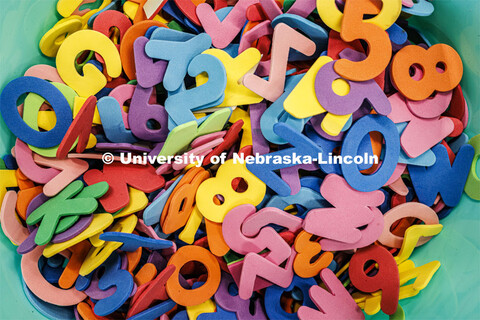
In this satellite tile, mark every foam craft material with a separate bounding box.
[0,77,73,148]
[271,13,329,60]
[303,174,385,251]
[0,0,479,319]
[222,205,296,264]
[56,29,122,97]
[197,48,263,107]
[243,23,315,102]
[83,162,165,213]
[265,275,316,319]
[246,122,323,197]
[213,272,268,320]
[260,74,309,145]
[293,230,334,278]
[298,269,365,320]
[408,144,475,207]
[145,31,212,92]
[164,54,227,128]
[349,245,400,315]
[196,0,258,49]
[26,181,108,246]
[129,85,169,141]
[341,115,400,192]
[99,232,173,252]
[134,36,167,88]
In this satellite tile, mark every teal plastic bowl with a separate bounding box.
[0,1,478,319]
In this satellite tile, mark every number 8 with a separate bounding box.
[391,44,463,101]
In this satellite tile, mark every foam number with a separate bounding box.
[315,57,391,116]
[293,231,334,278]
[303,174,385,251]
[465,134,480,200]
[145,30,212,91]
[356,260,440,315]
[161,168,210,234]
[196,0,259,49]
[196,159,266,223]
[164,54,227,129]
[22,82,79,157]
[97,96,138,143]
[166,245,221,306]
[349,245,400,315]
[408,144,474,206]
[56,30,122,97]
[223,205,300,265]
[391,44,463,101]
[129,85,169,141]
[331,0,398,81]
[94,253,134,316]
[243,23,316,101]
[0,77,73,148]
[246,123,322,196]
[341,115,400,192]
[297,269,365,320]
[214,272,268,319]
[83,162,165,213]
[197,48,263,107]
[316,0,401,33]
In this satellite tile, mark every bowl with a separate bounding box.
[0,0,478,319]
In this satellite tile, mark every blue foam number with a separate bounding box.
[247,123,323,196]
[341,115,400,192]
[97,96,138,143]
[99,232,173,252]
[271,14,328,60]
[94,252,134,316]
[264,276,316,320]
[164,54,227,129]
[408,144,475,207]
[0,76,73,148]
[260,74,310,145]
[145,32,212,91]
